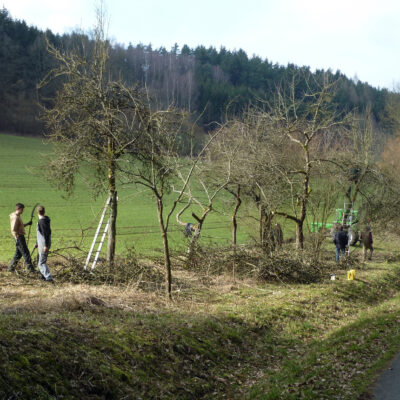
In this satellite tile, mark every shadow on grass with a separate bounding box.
[0,302,280,400]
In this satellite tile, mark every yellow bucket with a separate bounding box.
[347,269,356,280]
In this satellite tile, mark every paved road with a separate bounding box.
[374,352,400,399]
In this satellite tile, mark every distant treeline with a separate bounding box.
[0,7,398,135]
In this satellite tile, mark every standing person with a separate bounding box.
[35,206,53,282]
[8,203,35,272]
[360,226,373,261]
[333,225,348,263]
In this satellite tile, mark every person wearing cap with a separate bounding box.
[8,203,35,272]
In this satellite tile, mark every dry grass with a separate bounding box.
[0,271,163,315]
[0,264,259,319]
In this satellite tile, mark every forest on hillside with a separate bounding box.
[0,7,399,136]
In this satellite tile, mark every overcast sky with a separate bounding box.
[2,0,399,90]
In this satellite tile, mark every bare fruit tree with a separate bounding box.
[39,9,151,268]
[204,121,248,248]
[307,161,342,257]
[338,109,400,232]
[175,162,231,259]
[207,114,287,253]
[341,109,376,207]
[124,120,223,299]
[268,74,348,249]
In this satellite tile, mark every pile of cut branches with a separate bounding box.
[183,244,256,277]
[256,249,330,283]
[52,253,164,288]
[183,244,354,284]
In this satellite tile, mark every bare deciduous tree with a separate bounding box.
[39,8,151,268]
[209,113,286,252]
[268,74,347,249]
[124,119,222,299]
[194,122,246,248]
[175,159,231,259]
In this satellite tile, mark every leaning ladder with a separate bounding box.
[84,197,111,271]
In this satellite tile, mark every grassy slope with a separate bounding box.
[1,249,400,399]
[2,134,400,399]
[0,134,260,262]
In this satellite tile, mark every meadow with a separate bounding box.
[0,134,263,263]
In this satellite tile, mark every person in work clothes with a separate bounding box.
[34,206,53,282]
[360,225,373,261]
[8,203,34,272]
[333,224,348,263]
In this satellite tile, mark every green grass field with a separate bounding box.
[0,134,270,263]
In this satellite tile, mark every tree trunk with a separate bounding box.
[187,220,203,259]
[252,193,262,243]
[187,209,210,259]
[296,221,304,250]
[262,211,275,253]
[107,190,117,268]
[296,151,310,250]
[107,158,117,269]
[156,197,172,300]
[259,203,264,244]
[232,186,242,247]
[232,213,238,247]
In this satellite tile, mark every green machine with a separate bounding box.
[310,203,359,245]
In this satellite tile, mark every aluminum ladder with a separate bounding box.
[84,197,111,270]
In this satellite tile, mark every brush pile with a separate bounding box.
[53,252,164,288]
[184,244,347,284]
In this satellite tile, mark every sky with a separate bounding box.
[2,0,400,90]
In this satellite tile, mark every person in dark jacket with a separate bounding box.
[34,205,53,282]
[360,226,373,261]
[334,225,348,263]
